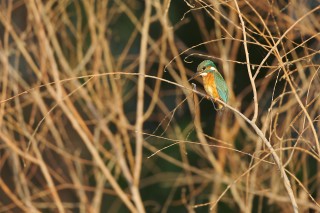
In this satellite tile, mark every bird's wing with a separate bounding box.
[214,71,229,103]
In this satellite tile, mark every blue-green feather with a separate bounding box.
[214,71,228,103]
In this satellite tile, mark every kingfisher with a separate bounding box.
[192,60,229,110]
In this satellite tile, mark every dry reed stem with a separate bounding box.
[132,0,151,212]
[7,72,301,211]
[233,0,259,123]
[0,1,319,212]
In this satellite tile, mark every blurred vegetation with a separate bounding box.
[0,0,319,212]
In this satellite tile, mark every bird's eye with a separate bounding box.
[202,67,205,71]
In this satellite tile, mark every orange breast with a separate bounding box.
[203,73,220,99]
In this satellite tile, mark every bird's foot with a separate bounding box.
[206,95,212,100]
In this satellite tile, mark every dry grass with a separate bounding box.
[0,0,319,212]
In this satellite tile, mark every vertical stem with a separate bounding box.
[234,0,259,123]
[133,1,152,213]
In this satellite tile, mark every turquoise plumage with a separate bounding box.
[195,60,229,110]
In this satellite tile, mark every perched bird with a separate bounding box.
[194,60,229,110]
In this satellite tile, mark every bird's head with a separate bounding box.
[188,60,218,82]
[196,60,218,77]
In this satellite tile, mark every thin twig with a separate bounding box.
[133,1,152,213]
[233,0,259,123]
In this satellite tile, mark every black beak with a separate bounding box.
[188,71,201,82]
